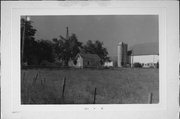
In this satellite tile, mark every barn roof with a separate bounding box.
[129,42,159,56]
[77,53,101,61]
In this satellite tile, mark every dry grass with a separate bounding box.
[21,68,159,104]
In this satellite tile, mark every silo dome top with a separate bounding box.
[118,42,123,45]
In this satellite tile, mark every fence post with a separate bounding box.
[33,73,38,84]
[148,92,153,104]
[62,77,66,99]
[93,88,97,104]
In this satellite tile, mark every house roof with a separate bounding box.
[77,53,101,61]
[129,42,159,56]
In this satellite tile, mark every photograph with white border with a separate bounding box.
[1,1,179,119]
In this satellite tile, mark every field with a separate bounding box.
[21,68,159,104]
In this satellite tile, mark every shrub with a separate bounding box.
[133,63,142,68]
[156,62,159,68]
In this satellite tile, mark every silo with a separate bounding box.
[122,43,128,66]
[117,42,123,67]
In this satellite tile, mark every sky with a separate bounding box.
[29,15,159,57]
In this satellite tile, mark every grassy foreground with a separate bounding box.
[21,68,159,104]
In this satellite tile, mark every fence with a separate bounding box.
[22,72,154,104]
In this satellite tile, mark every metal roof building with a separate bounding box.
[129,42,159,68]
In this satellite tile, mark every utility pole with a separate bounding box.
[66,27,69,40]
[21,16,30,65]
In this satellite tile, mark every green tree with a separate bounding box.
[52,33,82,66]
[21,18,55,65]
[36,40,55,64]
[21,17,37,65]
[84,40,109,64]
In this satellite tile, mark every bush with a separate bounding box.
[133,63,142,68]
[156,62,159,68]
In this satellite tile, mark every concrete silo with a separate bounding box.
[117,42,128,67]
[117,42,123,67]
[122,43,128,66]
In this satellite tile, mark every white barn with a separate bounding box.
[131,55,158,68]
[129,42,159,68]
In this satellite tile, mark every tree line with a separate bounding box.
[21,18,109,66]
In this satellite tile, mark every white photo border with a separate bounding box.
[1,1,179,119]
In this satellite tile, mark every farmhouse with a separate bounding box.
[72,53,101,68]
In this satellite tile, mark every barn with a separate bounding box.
[131,55,159,68]
[117,42,159,68]
[72,53,101,68]
[130,42,159,68]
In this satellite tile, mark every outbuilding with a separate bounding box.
[129,42,159,68]
[73,53,101,68]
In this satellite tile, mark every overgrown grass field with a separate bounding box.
[21,68,159,104]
